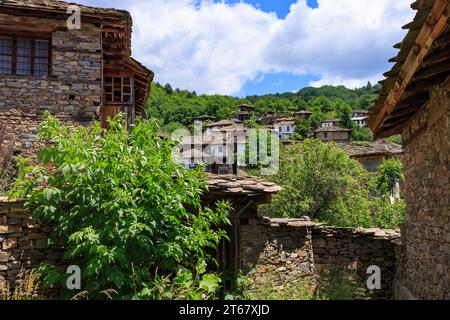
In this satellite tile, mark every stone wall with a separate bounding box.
[241,217,401,299]
[0,198,59,289]
[241,218,316,288]
[0,14,102,119]
[397,82,450,300]
[0,14,102,174]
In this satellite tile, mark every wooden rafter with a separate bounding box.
[371,0,450,135]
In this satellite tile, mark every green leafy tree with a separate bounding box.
[335,100,353,129]
[10,114,230,300]
[371,158,406,229]
[375,158,404,195]
[260,139,372,227]
[293,118,311,141]
[351,127,373,142]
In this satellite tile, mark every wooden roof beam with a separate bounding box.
[371,0,450,135]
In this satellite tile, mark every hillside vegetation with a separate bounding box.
[147,82,379,134]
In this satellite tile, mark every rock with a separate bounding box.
[17,133,38,142]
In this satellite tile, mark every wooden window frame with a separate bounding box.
[0,32,52,78]
[104,75,134,105]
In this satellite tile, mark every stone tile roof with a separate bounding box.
[207,174,282,196]
[338,139,403,157]
[260,217,401,240]
[0,0,130,19]
[314,126,352,133]
[205,120,238,128]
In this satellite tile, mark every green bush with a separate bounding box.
[351,127,373,142]
[10,114,229,300]
[373,196,406,229]
[260,139,373,228]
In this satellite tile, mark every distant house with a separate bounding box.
[235,111,251,122]
[180,125,248,172]
[294,110,313,120]
[237,104,256,113]
[320,119,342,128]
[369,0,450,300]
[235,104,256,122]
[204,119,241,135]
[259,114,293,126]
[314,126,351,142]
[351,110,370,128]
[338,140,403,172]
[273,120,296,141]
[351,110,370,118]
[194,115,216,125]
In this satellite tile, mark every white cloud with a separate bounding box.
[79,0,415,95]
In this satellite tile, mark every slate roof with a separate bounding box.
[338,140,403,158]
[207,174,282,196]
[315,126,352,133]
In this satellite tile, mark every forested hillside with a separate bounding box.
[147,82,380,135]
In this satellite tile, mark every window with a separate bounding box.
[104,77,133,104]
[287,126,291,132]
[0,35,50,77]
[0,37,12,74]
[278,126,282,133]
[17,38,32,75]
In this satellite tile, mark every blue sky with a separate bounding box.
[217,0,318,18]
[217,0,320,96]
[78,0,414,97]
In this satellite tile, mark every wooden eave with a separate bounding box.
[370,0,450,139]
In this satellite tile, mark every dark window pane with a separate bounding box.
[35,40,49,57]
[0,37,12,74]
[34,57,48,77]
[17,38,32,75]
[34,40,49,77]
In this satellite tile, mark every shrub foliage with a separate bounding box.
[10,114,229,299]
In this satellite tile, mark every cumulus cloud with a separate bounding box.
[79,0,415,95]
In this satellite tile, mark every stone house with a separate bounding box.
[338,140,403,172]
[320,118,342,128]
[351,109,370,128]
[273,120,296,141]
[369,0,450,300]
[0,0,153,174]
[204,119,242,135]
[294,110,313,120]
[314,126,352,142]
[194,114,216,125]
[237,103,256,113]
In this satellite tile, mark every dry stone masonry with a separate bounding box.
[0,198,60,289]
[395,83,450,300]
[241,217,401,299]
